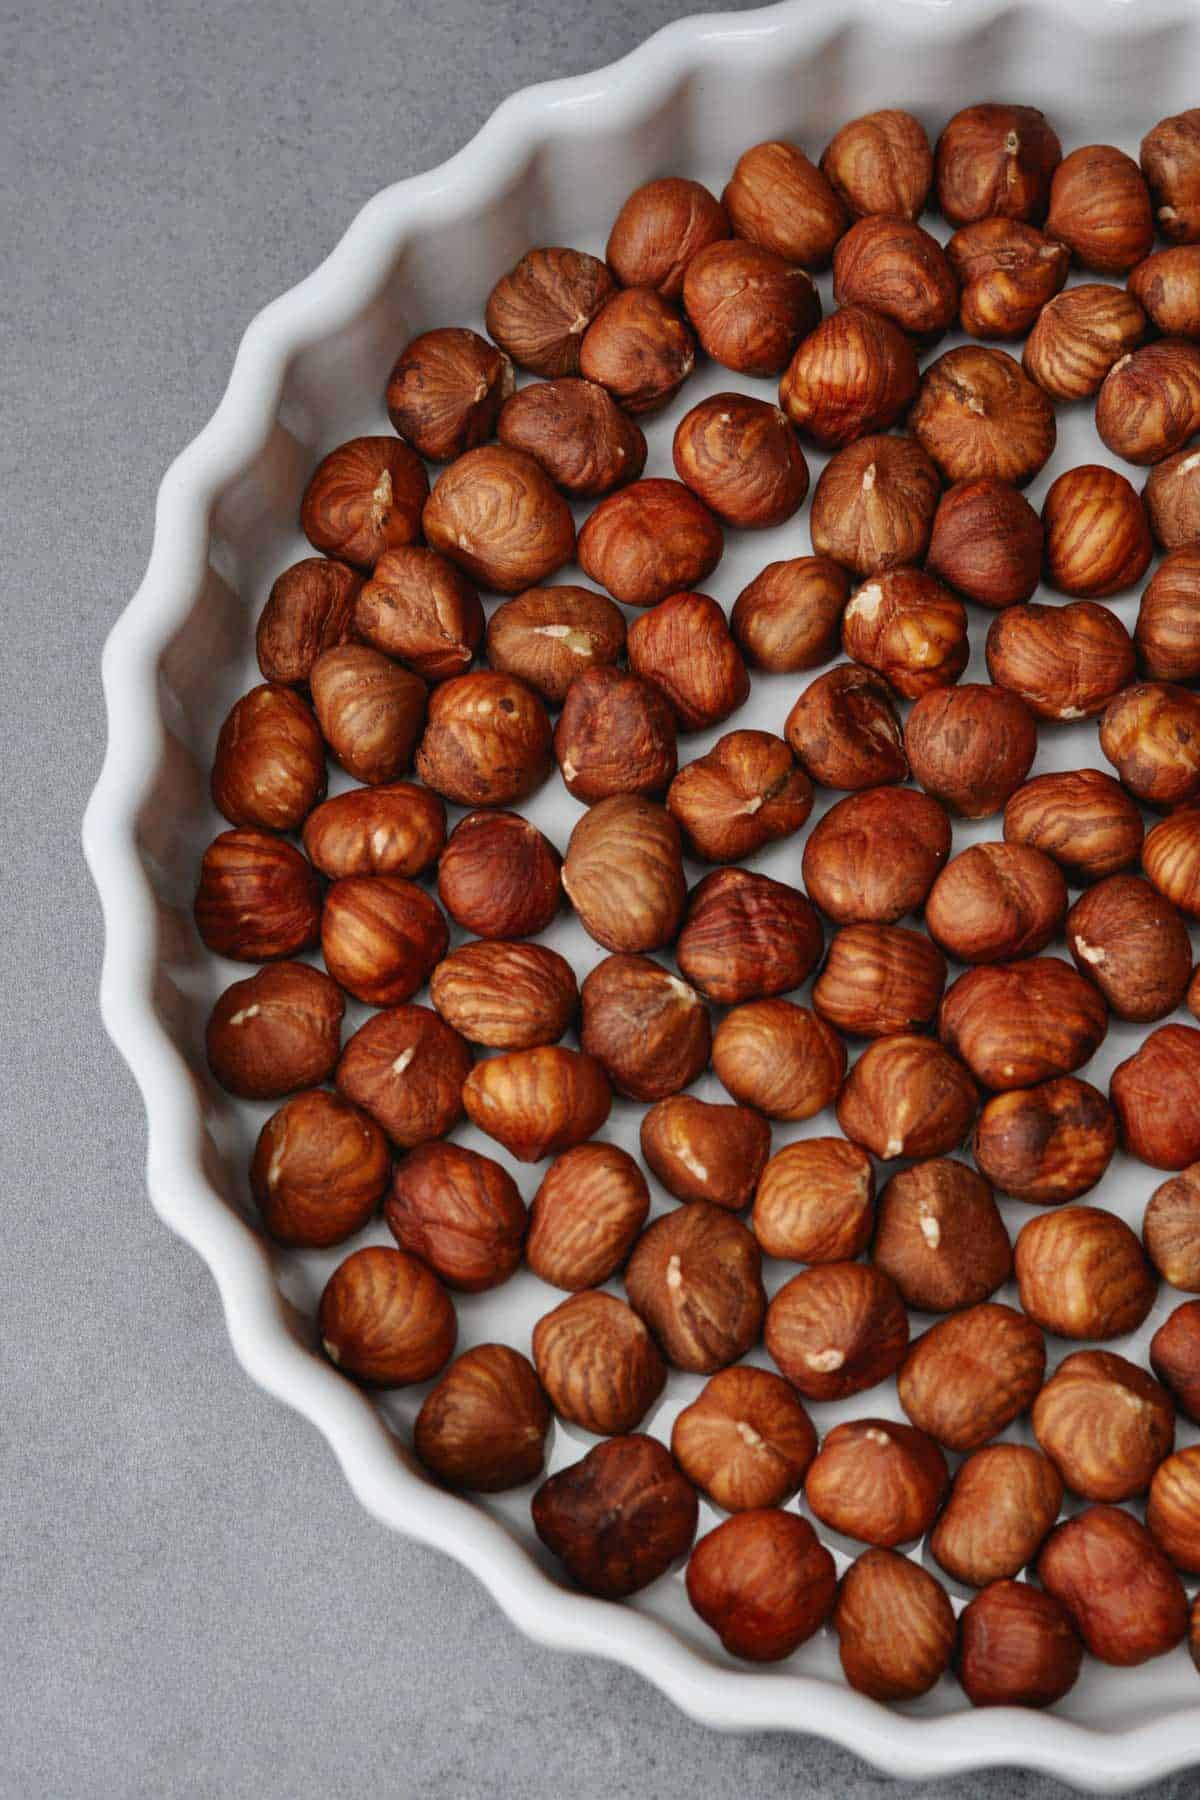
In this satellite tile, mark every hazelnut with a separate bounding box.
[672,392,808,530]
[385,1141,526,1293]
[925,842,1068,965]
[778,305,918,449]
[318,1245,456,1386]
[414,1343,550,1492]
[813,924,946,1039]
[836,1033,977,1162]
[485,584,626,704]
[687,1510,837,1664]
[751,1137,875,1264]
[484,247,615,377]
[872,1158,1012,1313]
[626,592,750,732]
[1148,1446,1200,1572]
[532,1291,666,1436]
[437,809,561,939]
[309,643,427,785]
[667,733,813,866]
[1042,465,1153,598]
[909,345,1056,487]
[461,1045,611,1164]
[532,1433,698,1598]
[898,1302,1046,1452]
[320,874,447,1007]
[802,785,951,924]
[576,477,723,609]
[784,665,908,791]
[733,551,851,676]
[429,940,577,1049]
[354,547,483,682]
[1033,1350,1174,1502]
[1144,443,1200,548]
[682,239,821,377]
[416,669,552,807]
[973,1076,1117,1204]
[711,999,846,1121]
[904,685,1037,819]
[300,437,428,571]
[423,446,575,594]
[675,868,822,1005]
[250,1089,389,1248]
[986,600,1135,721]
[639,1094,771,1210]
[939,958,1108,1091]
[947,218,1068,337]
[1141,109,1200,243]
[1096,339,1200,466]
[1067,872,1192,1020]
[1110,1022,1200,1168]
[606,177,729,295]
[1047,145,1153,274]
[809,436,941,581]
[255,556,361,686]
[207,961,343,1100]
[930,1446,1064,1588]
[671,1366,817,1511]
[211,683,326,833]
[841,568,968,699]
[194,829,321,962]
[1004,767,1144,882]
[957,1582,1083,1710]
[1145,1165,1200,1290]
[820,108,933,221]
[562,794,686,953]
[578,287,695,414]
[1023,282,1147,400]
[723,140,847,268]
[553,666,677,802]
[526,1142,650,1291]
[765,1262,908,1402]
[832,216,958,340]
[834,1550,956,1703]
[1143,806,1200,918]
[1128,245,1200,337]
[806,1419,949,1548]
[579,953,711,1102]
[1015,1205,1156,1340]
[935,104,1061,225]
[1152,1299,1200,1421]
[385,327,513,461]
[335,1005,472,1148]
[625,1202,765,1374]
[1037,1506,1189,1666]
[496,378,646,498]
[302,781,446,881]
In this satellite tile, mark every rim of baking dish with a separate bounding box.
[83,0,1200,1783]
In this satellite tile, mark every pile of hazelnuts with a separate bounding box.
[193,101,1200,1710]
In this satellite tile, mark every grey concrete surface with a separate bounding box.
[0,1,1194,1795]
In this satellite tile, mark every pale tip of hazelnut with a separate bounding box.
[370,827,393,857]
[1160,205,1178,222]
[919,1210,942,1249]
[666,976,701,1007]
[861,462,877,492]
[736,1419,767,1452]
[966,394,986,417]
[371,469,393,523]
[848,583,883,622]
[666,1252,684,1291]
[1074,937,1107,967]
[1180,452,1200,476]
[864,1427,891,1446]
[322,1338,341,1364]
[719,411,733,424]
[1058,707,1087,721]
[456,531,471,551]
[883,1137,904,1159]
[805,1347,846,1373]
[1004,130,1021,155]
[1112,354,1133,375]
[560,758,578,782]
[390,1047,416,1077]
[228,1005,261,1026]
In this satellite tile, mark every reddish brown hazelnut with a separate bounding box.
[842,568,968,700]
[834,1549,957,1703]
[496,378,647,498]
[626,592,750,732]
[723,139,848,268]
[553,666,678,803]
[687,1510,837,1663]
[484,247,616,377]
[1047,145,1154,274]
[414,1343,550,1493]
[532,1291,666,1435]
[256,557,362,686]
[578,287,696,414]
[904,685,1037,819]
[300,437,428,571]
[318,1245,456,1386]
[576,477,723,609]
[335,1005,472,1148]
[625,1202,766,1374]
[813,924,946,1039]
[926,478,1043,609]
[682,239,821,377]
[437,809,561,939]
[1143,806,1200,918]
[415,669,552,807]
[751,1136,875,1264]
[939,958,1108,1091]
[778,305,919,450]
[711,999,846,1121]
[250,1089,389,1247]
[1144,1165,1200,1291]
[820,108,933,221]
[462,1045,611,1163]
[806,1418,949,1548]
[898,1302,1047,1452]
[309,643,427,785]
[526,1142,650,1291]
[1014,1205,1156,1340]
[986,600,1135,721]
[910,345,1056,488]
[872,1158,1012,1313]
[532,1434,698,1598]
[832,216,958,339]
[1096,339,1200,466]
[935,104,1061,225]
[485,584,626,704]
[1152,1299,1200,1421]
[1037,1506,1188,1666]
[320,875,447,1007]
[765,1262,908,1402]
[1146,1445,1200,1572]
[194,829,321,963]
[211,683,326,833]
[957,1582,1083,1709]
[606,176,729,295]
[1023,282,1147,401]
[837,1033,977,1162]
[672,393,808,530]
[671,1366,817,1511]
[429,940,577,1050]
[385,1141,526,1293]
[562,794,686,953]
[1032,1350,1174,1502]
[1066,873,1193,1021]
[666,732,813,864]
[423,445,576,594]
[639,1095,771,1211]
[930,1447,1064,1588]
[354,547,483,682]
[1142,109,1200,244]
[802,785,951,924]
[385,326,513,461]
[1004,768,1144,883]
[784,665,908,791]
[302,782,446,881]
[579,953,711,1102]
[809,436,941,581]
[206,961,343,1100]
[947,218,1069,337]
[1144,444,1200,549]
[1043,465,1153,599]
[1101,681,1200,809]
[973,1076,1118,1204]
[925,843,1068,965]
[1110,1022,1200,1169]
[1128,245,1200,337]
[731,556,849,674]
[674,867,824,1005]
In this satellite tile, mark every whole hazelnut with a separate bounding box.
[302,781,446,881]
[671,1366,817,1512]
[682,239,821,377]
[385,1141,526,1293]
[809,436,941,581]
[606,176,729,295]
[320,875,447,1007]
[484,246,615,377]
[1143,444,1200,549]
[207,961,343,1100]
[842,568,968,699]
[947,218,1068,337]
[1038,1506,1189,1666]
[625,1202,766,1374]
[1004,767,1144,882]
[309,643,427,785]
[626,592,750,732]
[423,446,575,594]
[834,1550,956,1703]
[802,785,951,924]
[910,345,1056,488]
[578,287,695,414]
[1152,1299,1200,1421]
[820,108,933,221]
[904,684,1037,818]
[925,478,1041,609]
[973,1076,1117,1204]
[437,809,561,939]
[930,1446,1064,1588]
[1067,873,1193,1020]
[1110,1022,1200,1168]
[1145,1165,1200,1291]
[1148,1447,1200,1572]
[832,216,958,340]
[430,940,577,1050]
[335,1005,472,1148]
[562,794,686,953]
[711,999,846,1121]
[1141,109,1200,243]
[812,923,946,1039]
[532,1434,698,1599]
[1023,282,1147,400]
[1129,245,1200,337]
[751,1137,875,1264]
[576,477,723,609]
[194,829,321,962]
[354,547,483,682]
[806,1419,948,1548]
[957,1582,1083,1710]
[416,669,552,807]
[211,683,326,833]
[532,1291,666,1436]
[872,1158,1012,1313]
[925,842,1068,965]
[318,1245,456,1386]
[935,104,1061,225]
[939,958,1108,1090]
[485,584,626,704]
[526,1142,650,1291]
[461,1045,611,1163]
[256,557,362,686]
[1047,145,1154,274]
[496,379,647,498]
[300,437,428,571]
[414,1343,550,1492]
[986,600,1135,721]
[675,868,823,1005]
[1014,1205,1156,1340]
[687,1510,837,1664]
[672,393,808,530]
[579,953,711,1102]
[723,139,847,267]
[385,326,513,461]
[898,1302,1046,1452]
[778,305,918,449]
[765,1262,908,1402]
[836,1033,977,1162]
[733,547,851,674]
[639,1095,771,1211]
[784,665,908,791]
[250,1089,389,1247]
[1096,339,1200,466]
[666,732,813,865]
[1042,465,1153,598]
[1033,1350,1174,1502]
[1143,806,1200,918]
[553,666,677,803]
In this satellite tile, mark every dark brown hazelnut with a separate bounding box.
[687,1510,837,1663]
[1145,1165,1200,1291]
[1004,767,1144,882]
[461,1045,611,1164]
[496,378,647,498]
[802,785,951,924]
[437,809,560,939]
[207,961,343,1100]
[1152,1299,1200,1421]
[1047,145,1154,274]
[1144,444,1200,548]
[639,1095,771,1210]
[485,584,626,704]
[532,1291,666,1435]
[925,478,1042,609]
[957,1582,1083,1709]
[711,999,846,1121]
[578,286,695,414]
[973,1076,1118,1204]
[414,1343,550,1492]
[428,940,578,1049]
[1067,872,1193,1020]
[842,568,968,699]
[423,445,575,593]
[834,1549,957,1703]
[731,556,850,673]
[194,829,321,962]
[320,875,447,1007]
[947,218,1069,337]
[1014,1205,1156,1340]
[250,1088,389,1247]
[354,547,483,682]
[309,643,427,785]
[935,104,1061,225]
[752,1135,875,1264]
[415,669,552,807]
[926,842,1068,964]
[626,592,750,731]
[211,683,326,833]
[1038,1506,1188,1666]
[579,953,711,1102]
[1146,1445,1200,1572]
[302,781,445,881]
[666,731,813,864]
[872,1158,1012,1312]
[779,305,918,450]
[576,476,723,608]
[806,1418,949,1548]
[904,685,1037,819]
[300,437,428,571]
[532,1434,698,1598]
[930,1447,1064,1588]
[681,239,821,377]
[1110,1022,1200,1169]
[809,436,941,580]
[335,1005,472,1148]
[553,666,678,802]
[1143,806,1200,918]
[1032,1350,1174,1502]
[256,557,362,686]
[765,1262,908,1401]
[1129,245,1200,337]
[385,327,513,461]
[1042,465,1153,598]
[723,140,847,268]
[318,1245,456,1386]
[672,392,808,530]
[625,1202,766,1374]
[820,108,933,221]
[939,958,1108,1091]
[813,923,946,1039]
[836,1033,978,1162]
[674,867,824,1004]
[910,345,1056,487]
[784,664,908,791]
[484,247,615,377]
[671,1366,817,1511]
[385,1141,526,1293]
[562,793,686,953]
[526,1142,650,1291]
[606,177,729,295]
[986,600,1135,721]
[898,1301,1046,1452]
[1023,282,1147,401]
[1096,339,1200,466]
[1142,109,1200,243]
[832,216,958,339]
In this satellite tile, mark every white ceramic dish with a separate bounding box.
[84,0,1200,1785]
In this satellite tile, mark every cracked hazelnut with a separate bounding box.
[925,478,1041,609]
[835,1550,956,1703]
[1110,1022,1200,1168]
[711,999,846,1121]
[682,239,821,376]
[1143,807,1200,918]
[832,216,958,340]
[672,392,808,530]
[898,1302,1046,1452]
[1047,145,1153,274]
[1096,339,1200,466]
[1033,1350,1174,1502]
[1004,768,1144,882]
[1148,1447,1200,1572]
[250,1089,389,1248]
[320,875,447,1007]
[416,669,552,807]
[562,794,686,953]
[211,683,326,833]
[958,1582,1083,1709]
[385,1141,526,1293]
[809,436,940,581]
[926,842,1068,965]
[414,1343,550,1492]
[485,584,626,704]
[194,829,321,962]
[1142,109,1200,242]
[526,1142,649,1291]
[723,139,847,267]
[336,1005,471,1148]
[318,1245,456,1386]
[354,547,483,682]
[300,437,428,571]
[910,345,1056,487]
[1015,1205,1156,1340]
[935,104,1061,225]
[625,1202,766,1374]
[1023,282,1147,400]
[784,665,907,791]
[207,961,343,1100]
[1152,1300,1200,1421]
[1129,245,1200,336]
[842,568,968,699]
[553,666,677,802]
[1038,1506,1188,1666]
[606,177,729,295]
[627,592,750,732]
[1145,1165,1200,1291]
[671,1366,816,1511]
[948,218,1068,337]
[579,954,710,1102]
[436,810,561,939]
[751,1137,875,1264]
[1144,444,1200,548]
[1043,465,1153,598]
[973,1076,1117,1204]
[675,867,823,1004]
[939,958,1108,1091]
[820,108,933,221]
[904,685,1037,819]
[666,732,813,864]
[930,1446,1063,1588]
[496,378,646,498]
[986,600,1135,721]
[256,557,362,686]
[765,1262,908,1401]
[802,786,951,924]
[532,1434,698,1598]
[687,1510,837,1664]
[302,781,445,881]
[385,327,513,461]
[872,1158,1012,1313]
[576,477,723,608]
[1067,873,1192,1020]
[578,286,695,414]
[484,247,615,377]
[639,1095,771,1210]
[779,305,918,449]
[806,1419,948,1548]
[429,940,577,1049]
[836,1033,977,1162]
[813,924,946,1039]
[423,445,575,594]
[309,643,427,785]
[462,1045,611,1163]
[532,1291,666,1436]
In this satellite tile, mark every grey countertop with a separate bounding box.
[1,1,1192,1794]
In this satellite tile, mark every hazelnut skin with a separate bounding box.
[834,1550,957,1704]
[957,1582,1083,1710]
[1143,806,1200,919]
[871,1158,1012,1314]
[806,1419,949,1549]
[674,867,823,1005]
[1046,145,1154,274]
[809,435,941,581]
[562,794,686,954]
[1101,680,1200,810]
[1014,1205,1156,1340]
[672,393,808,530]
[934,104,1061,225]
[436,810,561,940]
[1032,1350,1174,1502]
[671,1366,817,1512]
[947,218,1068,338]
[496,379,647,499]
[485,584,626,704]
[194,829,321,963]
[841,568,968,700]
[639,1095,771,1211]
[207,961,343,1100]
[925,842,1068,965]
[1066,873,1193,1021]
[929,1446,1064,1588]
[429,940,577,1050]
[256,556,361,687]
[778,305,918,450]
[1141,109,1200,244]
[1110,1022,1200,1169]
[413,1343,550,1492]
[1147,1445,1200,1572]
[553,666,678,803]
[1144,1165,1200,1291]
[909,345,1055,488]
[831,216,958,340]
[579,953,711,1103]
[802,785,951,925]
[416,669,552,808]
[318,1245,456,1387]
[484,247,615,377]
[302,781,445,881]
[897,1302,1047,1453]
[626,592,750,732]
[385,326,513,461]
[836,1033,977,1163]
[309,643,427,786]
[1004,768,1144,882]
[300,436,428,571]
[250,1089,389,1248]
[973,1076,1117,1204]
[1143,444,1200,549]
[820,108,933,221]
[423,446,575,595]
[904,684,1037,819]
[1096,339,1200,466]
[461,1045,611,1164]
[319,875,447,1007]
[211,684,326,833]
[812,923,946,1039]
[925,477,1042,609]
[1152,1299,1200,1422]
[687,1510,837,1664]
[666,732,813,865]
[1037,1506,1189,1666]
[784,665,908,791]
[532,1291,666,1436]
[526,1142,650,1291]
[578,286,696,415]
[939,958,1108,1091]
[335,1005,472,1149]
[576,477,723,609]
[625,1202,766,1374]
[682,239,821,377]
[354,546,482,682]
[1023,282,1147,401]
[1128,245,1200,337]
[532,1434,698,1599]
[385,1141,526,1294]
[765,1262,908,1402]
[606,176,729,296]
[1042,465,1153,598]
[751,1137,875,1265]
[986,600,1135,721]
[711,999,846,1122]
[723,139,848,268]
